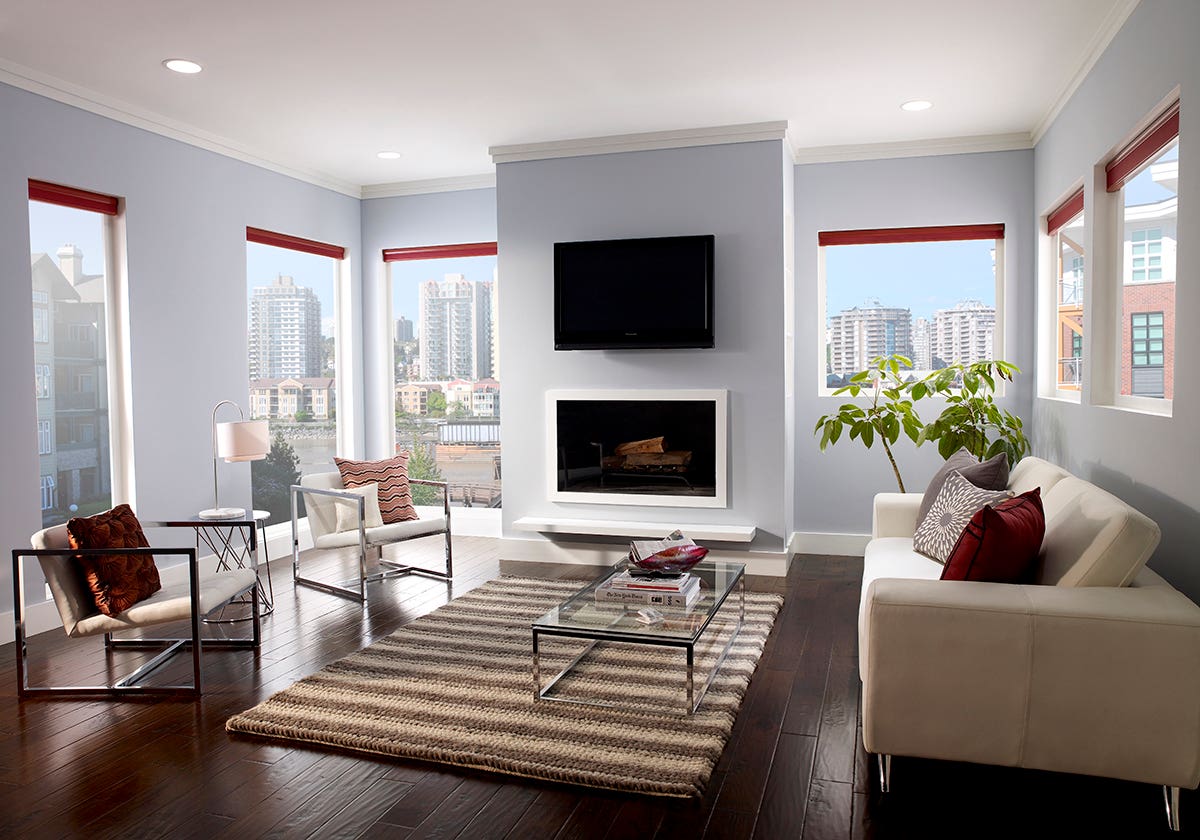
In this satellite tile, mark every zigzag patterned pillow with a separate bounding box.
[913,470,1012,564]
[335,454,418,524]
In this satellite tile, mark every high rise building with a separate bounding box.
[394,315,414,343]
[249,275,322,379]
[827,301,913,377]
[931,300,995,367]
[912,317,932,370]
[419,273,493,381]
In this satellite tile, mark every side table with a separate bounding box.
[145,514,274,622]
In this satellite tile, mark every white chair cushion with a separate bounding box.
[1008,456,1072,497]
[68,568,257,638]
[314,507,447,549]
[334,482,385,533]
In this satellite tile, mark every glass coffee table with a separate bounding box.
[532,560,745,714]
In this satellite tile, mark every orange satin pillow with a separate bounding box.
[67,504,161,617]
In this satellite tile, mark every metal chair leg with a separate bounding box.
[1165,785,1181,832]
[877,754,892,793]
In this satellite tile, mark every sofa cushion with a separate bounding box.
[914,471,1012,564]
[942,488,1045,583]
[333,482,385,533]
[335,454,418,524]
[917,448,1009,525]
[1008,456,1072,496]
[67,505,161,617]
[1037,477,1160,587]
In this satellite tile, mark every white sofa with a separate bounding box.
[859,456,1200,831]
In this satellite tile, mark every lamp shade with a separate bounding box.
[215,419,270,462]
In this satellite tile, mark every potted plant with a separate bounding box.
[915,360,1031,464]
[814,355,925,492]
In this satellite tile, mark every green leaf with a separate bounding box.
[938,435,958,459]
[861,424,874,449]
[911,381,927,400]
[850,370,871,383]
[830,420,843,445]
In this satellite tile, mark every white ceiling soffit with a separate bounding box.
[0,0,1142,195]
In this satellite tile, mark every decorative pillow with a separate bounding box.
[913,471,1013,564]
[334,482,386,533]
[67,504,161,617]
[942,488,1046,583]
[335,454,418,524]
[917,449,1010,526]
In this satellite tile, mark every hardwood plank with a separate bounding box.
[503,788,580,838]
[753,733,815,840]
[801,780,853,840]
[602,798,666,840]
[713,667,792,814]
[554,795,622,840]
[702,808,758,839]
[813,655,859,784]
[453,783,539,840]
[407,777,504,840]
[376,770,466,829]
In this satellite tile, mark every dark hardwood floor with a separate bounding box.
[1,538,1194,839]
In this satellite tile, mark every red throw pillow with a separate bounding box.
[335,454,418,524]
[941,488,1045,583]
[67,504,161,617]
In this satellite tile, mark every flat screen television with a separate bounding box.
[554,234,714,350]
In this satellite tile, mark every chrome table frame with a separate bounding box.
[532,562,745,715]
[148,516,272,621]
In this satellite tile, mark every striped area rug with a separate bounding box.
[226,576,783,797]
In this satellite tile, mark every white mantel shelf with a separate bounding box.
[512,516,756,543]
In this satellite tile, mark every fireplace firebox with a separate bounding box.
[546,389,727,508]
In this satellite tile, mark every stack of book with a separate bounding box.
[595,568,702,609]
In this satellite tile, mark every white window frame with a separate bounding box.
[1038,188,1086,402]
[34,364,51,398]
[40,475,56,510]
[816,231,1006,395]
[37,419,52,455]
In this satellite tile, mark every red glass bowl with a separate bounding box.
[630,544,710,574]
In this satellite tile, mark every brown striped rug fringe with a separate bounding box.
[226,576,783,797]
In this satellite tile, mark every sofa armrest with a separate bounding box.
[871,493,924,539]
[861,578,1200,788]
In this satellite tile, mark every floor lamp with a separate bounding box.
[199,400,270,520]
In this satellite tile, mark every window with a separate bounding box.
[34,364,51,398]
[246,227,346,520]
[384,242,500,508]
[817,224,1004,389]
[28,179,121,527]
[1045,189,1085,392]
[37,420,52,455]
[40,475,56,511]
[1106,99,1178,404]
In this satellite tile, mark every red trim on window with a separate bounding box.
[246,227,346,260]
[818,224,1004,247]
[382,241,498,262]
[1046,189,1084,236]
[1106,100,1180,192]
[28,179,119,215]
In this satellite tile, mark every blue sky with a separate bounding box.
[389,255,497,332]
[825,238,997,323]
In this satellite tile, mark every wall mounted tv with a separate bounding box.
[554,234,714,350]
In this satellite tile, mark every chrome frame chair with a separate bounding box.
[291,474,452,603]
[12,522,261,699]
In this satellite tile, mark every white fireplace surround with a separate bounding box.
[545,388,728,509]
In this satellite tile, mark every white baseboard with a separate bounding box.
[788,531,869,557]
[501,535,792,577]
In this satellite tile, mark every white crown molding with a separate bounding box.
[789,131,1032,165]
[1030,0,1142,145]
[0,58,362,199]
[489,121,789,164]
[361,173,497,199]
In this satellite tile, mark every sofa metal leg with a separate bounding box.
[1165,785,1181,832]
[877,754,891,793]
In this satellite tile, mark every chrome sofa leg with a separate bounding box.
[1165,785,1181,832]
[877,754,892,793]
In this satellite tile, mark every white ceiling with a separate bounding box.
[0,0,1136,195]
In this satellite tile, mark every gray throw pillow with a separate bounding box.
[917,448,1009,525]
[913,471,1013,564]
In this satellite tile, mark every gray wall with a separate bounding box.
[360,189,498,458]
[0,82,362,612]
[496,140,791,551]
[793,151,1036,536]
[1033,0,1200,599]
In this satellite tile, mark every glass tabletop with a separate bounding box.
[532,560,746,643]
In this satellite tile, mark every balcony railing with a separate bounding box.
[1059,278,1084,307]
[1058,357,1083,387]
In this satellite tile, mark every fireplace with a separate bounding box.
[546,389,727,508]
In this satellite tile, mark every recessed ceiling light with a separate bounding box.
[163,58,202,74]
[901,100,933,112]
[377,151,403,160]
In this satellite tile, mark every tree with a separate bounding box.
[916,360,1031,464]
[405,437,445,506]
[294,409,312,422]
[252,432,302,524]
[427,391,446,417]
